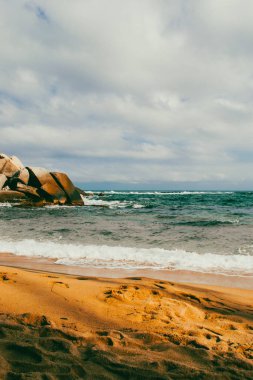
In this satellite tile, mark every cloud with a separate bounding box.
[0,0,253,188]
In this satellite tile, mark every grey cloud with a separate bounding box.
[0,0,253,188]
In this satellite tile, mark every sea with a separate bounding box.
[0,190,253,277]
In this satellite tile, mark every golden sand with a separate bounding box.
[0,266,252,379]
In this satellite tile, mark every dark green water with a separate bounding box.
[0,191,253,275]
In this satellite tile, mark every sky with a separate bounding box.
[1,0,253,190]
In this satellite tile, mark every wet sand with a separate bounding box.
[0,264,252,379]
[1,252,253,289]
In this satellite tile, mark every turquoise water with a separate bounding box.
[0,191,253,275]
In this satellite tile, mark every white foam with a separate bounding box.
[132,204,145,209]
[0,239,252,275]
[82,197,127,208]
[93,191,234,195]
[168,191,234,195]
[81,195,143,209]
[0,203,12,207]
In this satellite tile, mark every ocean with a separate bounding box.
[0,190,253,277]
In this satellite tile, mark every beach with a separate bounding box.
[0,264,252,379]
[2,0,253,377]
[1,191,253,378]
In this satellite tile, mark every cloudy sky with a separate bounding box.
[1,0,253,189]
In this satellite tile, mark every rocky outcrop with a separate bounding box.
[0,154,24,177]
[0,174,7,190]
[50,172,83,204]
[0,153,84,206]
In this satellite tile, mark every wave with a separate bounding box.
[81,195,144,209]
[0,239,252,275]
[0,203,12,207]
[93,191,234,195]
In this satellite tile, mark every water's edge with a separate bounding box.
[1,252,252,289]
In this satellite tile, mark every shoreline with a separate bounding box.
[0,251,253,290]
[0,264,252,378]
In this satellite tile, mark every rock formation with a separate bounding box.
[0,153,84,206]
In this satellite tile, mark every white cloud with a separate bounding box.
[0,0,253,187]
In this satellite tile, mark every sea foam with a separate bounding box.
[0,239,252,276]
[81,196,143,209]
[96,191,234,195]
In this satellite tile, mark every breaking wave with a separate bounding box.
[95,191,234,195]
[0,203,12,207]
[81,196,144,209]
[0,239,252,276]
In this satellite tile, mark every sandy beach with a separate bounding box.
[2,0,253,377]
[0,265,252,379]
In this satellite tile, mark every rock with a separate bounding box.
[26,167,46,188]
[17,168,30,185]
[15,169,84,205]
[0,174,7,190]
[7,168,30,190]
[0,190,27,202]
[26,168,68,204]
[0,153,84,206]
[75,186,87,196]
[39,182,67,204]
[0,153,10,172]
[15,183,41,201]
[0,153,24,177]
[50,172,83,205]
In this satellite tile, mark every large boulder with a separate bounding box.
[0,153,84,206]
[7,168,29,190]
[0,154,24,177]
[27,167,68,204]
[17,168,30,185]
[26,167,50,187]
[50,172,83,204]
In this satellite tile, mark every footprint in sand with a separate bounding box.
[96,330,127,348]
[39,337,73,353]
[0,273,10,281]
[17,313,51,327]
[46,275,59,278]
[0,272,17,283]
[181,293,201,303]
[50,281,70,300]
[51,281,70,291]
[4,343,43,363]
[154,283,166,289]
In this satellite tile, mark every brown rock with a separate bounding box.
[0,153,24,177]
[38,182,67,204]
[50,172,83,205]
[0,154,7,172]
[27,167,68,203]
[8,167,30,190]
[0,174,7,190]
[75,186,87,196]
[26,167,47,188]
[18,168,30,185]
[0,153,84,206]
[0,190,27,202]
[15,183,41,201]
